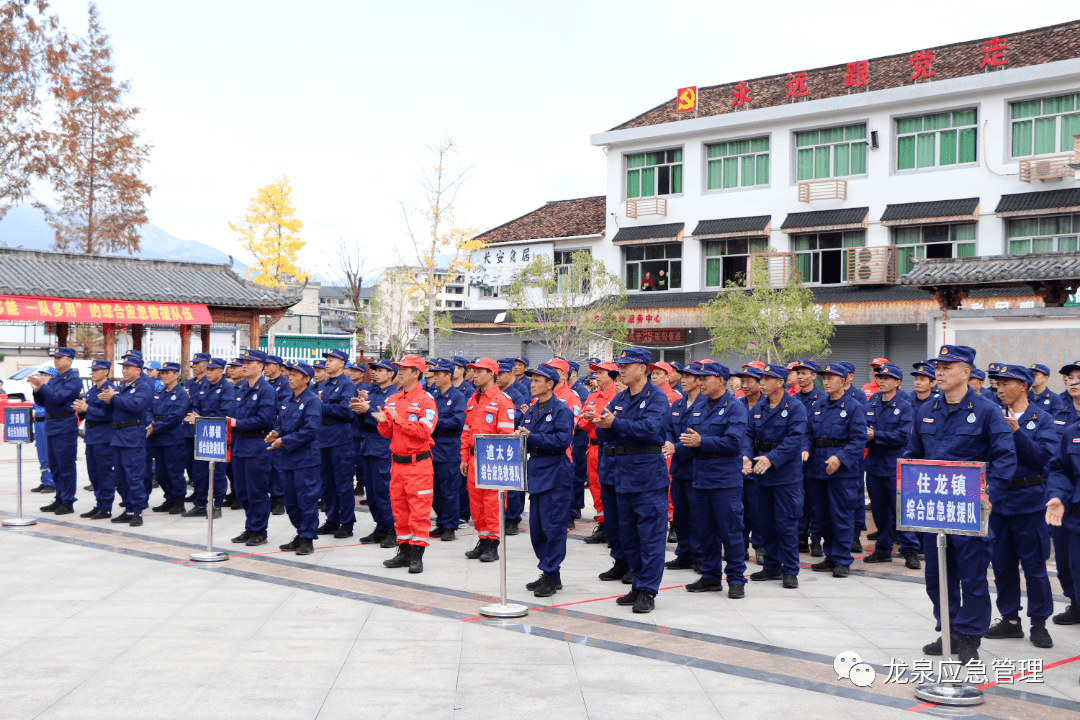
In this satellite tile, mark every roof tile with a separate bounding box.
[880,198,979,223]
[612,223,685,244]
[995,188,1080,215]
[780,208,868,232]
[692,216,770,237]
[473,196,605,245]
[900,250,1080,285]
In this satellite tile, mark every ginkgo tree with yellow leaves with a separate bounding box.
[229,175,307,287]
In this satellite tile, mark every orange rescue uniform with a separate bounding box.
[579,383,616,522]
[461,384,516,539]
[377,383,437,547]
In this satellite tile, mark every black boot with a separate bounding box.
[667,521,677,543]
[429,526,444,538]
[383,543,411,568]
[380,531,397,549]
[169,502,185,515]
[333,526,354,539]
[465,539,486,559]
[279,536,301,551]
[152,501,174,513]
[54,503,73,515]
[39,500,60,513]
[479,538,500,562]
[408,545,425,574]
[505,520,519,536]
[111,512,132,524]
[1054,602,1080,625]
[271,501,286,516]
[1030,618,1053,648]
[359,528,386,544]
[295,538,314,556]
[533,574,559,597]
[583,523,607,544]
[440,528,456,542]
[88,507,111,520]
[316,522,339,536]
[984,615,1024,639]
[598,561,628,581]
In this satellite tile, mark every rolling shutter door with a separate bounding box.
[886,324,930,392]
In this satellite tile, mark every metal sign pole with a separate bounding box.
[189,460,227,562]
[914,532,984,706]
[3,444,35,527]
[479,489,527,619]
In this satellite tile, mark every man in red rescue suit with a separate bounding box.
[375,355,438,574]
[460,357,517,562]
[580,361,619,545]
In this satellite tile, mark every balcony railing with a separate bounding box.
[747,252,795,288]
[626,197,667,218]
[845,246,897,285]
[797,179,847,202]
[1019,154,1074,182]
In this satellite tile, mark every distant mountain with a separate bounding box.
[0,205,248,273]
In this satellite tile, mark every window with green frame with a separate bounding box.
[1006,216,1080,254]
[626,149,683,199]
[894,224,976,276]
[624,243,682,291]
[795,124,867,181]
[896,109,977,171]
[706,137,769,190]
[704,237,769,287]
[1010,94,1080,157]
[790,230,865,285]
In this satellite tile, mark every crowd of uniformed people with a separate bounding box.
[23,341,1080,667]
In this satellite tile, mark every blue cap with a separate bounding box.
[990,364,1033,385]
[344,361,356,370]
[819,362,846,378]
[567,360,579,374]
[371,359,396,373]
[836,361,855,376]
[525,365,559,383]
[227,357,243,367]
[514,356,530,367]
[313,358,327,369]
[790,359,819,373]
[39,365,57,376]
[734,366,762,379]
[123,356,144,369]
[354,362,369,373]
[160,362,181,373]
[874,363,903,380]
[207,357,226,370]
[49,347,75,358]
[986,362,1006,374]
[240,349,268,363]
[472,357,481,363]
[90,359,111,371]
[1030,363,1051,376]
[911,363,936,379]
[498,361,514,374]
[451,356,469,368]
[613,347,652,365]
[146,360,162,370]
[933,344,976,365]
[291,362,315,378]
[970,367,986,381]
[758,363,788,380]
[432,359,454,373]
[696,361,730,379]
[322,349,348,361]
[1060,361,1080,375]
[191,352,212,363]
[668,361,684,373]
[265,354,283,366]
[588,356,601,365]
[122,350,143,359]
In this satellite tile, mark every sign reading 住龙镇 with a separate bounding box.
[193,417,230,462]
[474,433,527,491]
[896,458,988,536]
[3,405,33,443]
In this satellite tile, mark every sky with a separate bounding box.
[35,0,1080,282]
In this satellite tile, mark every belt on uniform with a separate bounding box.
[574,428,587,436]
[391,451,432,464]
[85,420,105,428]
[235,429,265,439]
[154,415,167,420]
[322,417,350,426]
[813,439,847,448]
[1010,475,1044,490]
[754,441,779,452]
[529,448,564,457]
[46,412,75,420]
[111,420,142,430]
[602,445,663,457]
[432,428,461,438]
[696,451,736,459]
[589,439,600,446]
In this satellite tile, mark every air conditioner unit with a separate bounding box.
[852,248,878,282]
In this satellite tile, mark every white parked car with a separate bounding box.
[2,360,95,402]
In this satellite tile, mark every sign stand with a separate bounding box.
[479,489,528,619]
[189,459,227,563]
[3,404,35,527]
[189,417,229,563]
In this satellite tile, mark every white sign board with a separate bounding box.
[469,244,552,287]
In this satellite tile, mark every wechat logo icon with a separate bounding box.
[834,651,876,688]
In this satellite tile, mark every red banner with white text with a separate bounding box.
[0,295,212,325]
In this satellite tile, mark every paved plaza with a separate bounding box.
[1,442,1079,719]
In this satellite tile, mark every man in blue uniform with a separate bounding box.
[428,359,466,541]
[29,347,83,514]
[736,366,765,564]
[314,349,358,539]
[1030,363,1065,414]
[148,362,191,514]
[969,368,996,402]
[863,363,920,568]
[679,362,749,598]
[790,359,825,557]
[983,364,1055,648]
[351,359,398,547]
[1051,361,1080,626]
[745,364,808,588]
[183,357,233,517]
[805,363,867,578]
[512,356,530,395]
[73,359,115,519]
[184,352,211,493]
[267,362,323,556]
[567,360,592,523]
[911,363,938,410]
[228,349,278,547]
[103,355,154,526]
[906,345,1017,665]
[662,362,702,572]
[263,355,289,516]
[348,361,370,499]
[519,364,575,597]
[1045,377,1080,644]
[497,359,529,534]
[595,347,670,614]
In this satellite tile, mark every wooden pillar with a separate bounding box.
[180,324,192,378]
[200,324,211,354]
[56,322,69,348]
[131,324,144,352]
[249,310,261,353]
[103,324,115,365]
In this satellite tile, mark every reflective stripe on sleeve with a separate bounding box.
[418,488,433,495]
[497,422,515,430]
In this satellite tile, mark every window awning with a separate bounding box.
[995,189,1080,218]
[612,222,684,245]
[0,295,212,324]
[880,198,979,226]
[691,216,771,240]
[780,208,868,234]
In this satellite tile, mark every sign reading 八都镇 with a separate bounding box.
[193,416,230,462]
